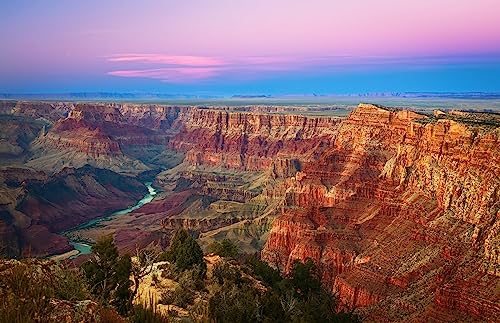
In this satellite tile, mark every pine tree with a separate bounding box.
[82,235,132,315]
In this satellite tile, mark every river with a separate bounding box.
[59,182,157,258]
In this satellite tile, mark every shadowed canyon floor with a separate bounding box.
[0,100,498,322]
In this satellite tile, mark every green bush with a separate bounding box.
[208,282,260,323]
[0,260,92,323]
[178,265,205,291]
[289,258,321,296]
[207,239,240,258]
[161,229,206,276]
[246,255,282,288]
[0,263,53,323]
[53,266,91,301]
[212,261,243,286]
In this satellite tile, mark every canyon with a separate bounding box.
[0,100,498,322]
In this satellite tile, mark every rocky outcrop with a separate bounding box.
[0,115,47,162]
[0,101,71,121]
[25,105,165,174]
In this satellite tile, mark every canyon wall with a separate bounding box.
[169,108,341,172]
[260,105,500,322]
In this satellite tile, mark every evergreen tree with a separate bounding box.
[163,229,206,276]
[208,238,240,258]
[289,258,321,296]
[82,235,132,315]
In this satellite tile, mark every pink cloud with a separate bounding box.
[107,53,489,83]
[108,67,220,82]
[107,54,226,66]
[106,54,325,82]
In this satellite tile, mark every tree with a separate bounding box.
[162,229,190,263]
[207,261,286,323]
[282,258,361,322]
[246,255,282,288]
[163,229,206,276]
[130,248,159,303]
[289,258,321,296]
[207,239,240,258]
[81,235,132,315]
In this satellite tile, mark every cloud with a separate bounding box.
[108,67,220,83]
[106,53,494,83]
[107,54,226,67]
[106,54,302,82]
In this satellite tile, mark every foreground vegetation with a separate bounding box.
[0,230,360,322]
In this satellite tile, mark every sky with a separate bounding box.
[1,0,500,95]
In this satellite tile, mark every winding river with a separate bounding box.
[62,182,157,258]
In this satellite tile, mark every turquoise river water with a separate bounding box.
[65,182,157,257]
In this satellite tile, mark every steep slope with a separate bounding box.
[27,105,156,174]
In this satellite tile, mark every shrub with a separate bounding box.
[130,304,170,323]
[0,263,52,323]
[0,260,92,323]
[208,282,260,323]
[160,286,194,308]
[207,239,240,258]
[53,265,91,301]
[162,229,206,275]
[212,261,243,286]
[159,262,177,280]
[178,265,205,291]
[81,235,132,315]
[246,255,282,288]
[289,258,321,296]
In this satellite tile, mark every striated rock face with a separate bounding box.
[0,116,47,163]
[0,101,71,121]
[260,104,500,321]
[26,104,172,174]
[170,108,341,172]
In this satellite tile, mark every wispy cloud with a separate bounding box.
[106,54,304,82]
[109,67,220,83]
[106,53,497,83]
[107,54,226,66]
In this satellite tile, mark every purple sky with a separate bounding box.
[1,0,500,95]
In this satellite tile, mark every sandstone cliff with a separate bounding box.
[261,104,500,321]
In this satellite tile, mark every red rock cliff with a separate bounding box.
[261,104,500,321]
[169,108,341,173]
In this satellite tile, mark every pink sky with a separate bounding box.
[1,0,499,92]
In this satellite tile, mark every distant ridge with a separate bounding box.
[231,95,272,98]
[2,92,500,101]
[0,92,219,100]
